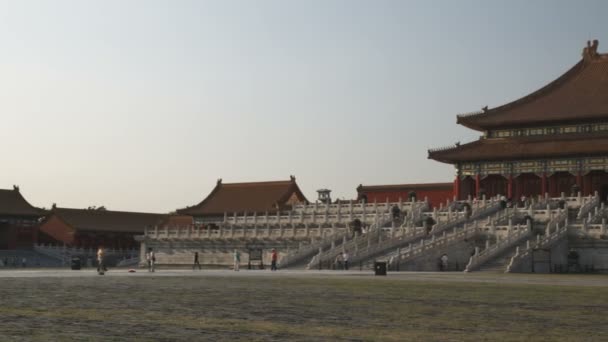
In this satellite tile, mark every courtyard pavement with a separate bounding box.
[0,268,606,287]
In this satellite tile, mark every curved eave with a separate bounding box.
[429,133,608,163]
[455,55,608,131]
[456,115,485,132]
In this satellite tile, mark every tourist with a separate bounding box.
[441,253,448,271]
[500,195,507,209]
[233,249,240,271]
[193,251,201,270]
[270,248,278,271]
[97,246,106,274]
[391,205,400,220]
[334,253,343,270]
[21,257,27,268]
[343,251,349,270]
[147,248,155,272]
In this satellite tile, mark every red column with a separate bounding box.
[453,176,461,200]
[475,174,481,198]
[541,173,547,197]
[507,174,513,199]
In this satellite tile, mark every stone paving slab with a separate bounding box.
[0,268,606,287]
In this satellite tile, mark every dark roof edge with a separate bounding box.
[358,182,453,192]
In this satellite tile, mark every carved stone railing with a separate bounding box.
[291,200,419,216]
[143,224,350,241]
[465,208,568,272]
[385,223,479,268]
[576,193,600,220]
[306,215,394,269]
[506,214,569,273]
[279,229,351,269]
[377,206,513,268]
[568,220,608,239]
[464,220,533,273]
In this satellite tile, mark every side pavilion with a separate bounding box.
[177,176,309,224]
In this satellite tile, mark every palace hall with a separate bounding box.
[429,40,608,201]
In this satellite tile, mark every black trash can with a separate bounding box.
[71,257,81,270]
[374,261,387,276]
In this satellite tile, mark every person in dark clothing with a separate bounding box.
[271,249,278,271]
[193,252,201,270]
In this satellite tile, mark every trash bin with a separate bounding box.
[70,257,81,270]
[374,261,387,276]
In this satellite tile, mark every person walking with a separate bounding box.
[193,251,201,270]
[270,249,278,271]
[97,246,106,275]
[147,248,155,272]
[233,249,241,271]
[441,253,448,272]
[343,251,349,270]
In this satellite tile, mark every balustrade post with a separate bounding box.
[602,219,607,235]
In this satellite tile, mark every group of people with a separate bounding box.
[142,248,283,272]
[334,251,350,270]
[0,256,30,268]
[232,248,278,271]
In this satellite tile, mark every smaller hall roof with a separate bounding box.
[457,40,608,131]
[177,176,309,216]
[428,132,608,163]
[48,207,165,233]
[0,186,45,217]
[358,183,453,192]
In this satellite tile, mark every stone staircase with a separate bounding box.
[0,249,63,267]
[279,231,351,269]
[369,204,513,270]
[476,240,530,272]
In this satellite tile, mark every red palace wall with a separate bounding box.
[361,187,453,209]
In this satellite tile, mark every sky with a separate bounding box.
[1,0,607,213]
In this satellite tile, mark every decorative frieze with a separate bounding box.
[488,122,603,139]
[460,157,608,177]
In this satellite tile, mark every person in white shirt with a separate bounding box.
[97,247,106,274]
[343,251,350,270]
[146,248,155,272]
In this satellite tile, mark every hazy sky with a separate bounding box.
[1,1,607,213]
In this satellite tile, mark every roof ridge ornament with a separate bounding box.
[582,39,599,61]
[13,185,19,192]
